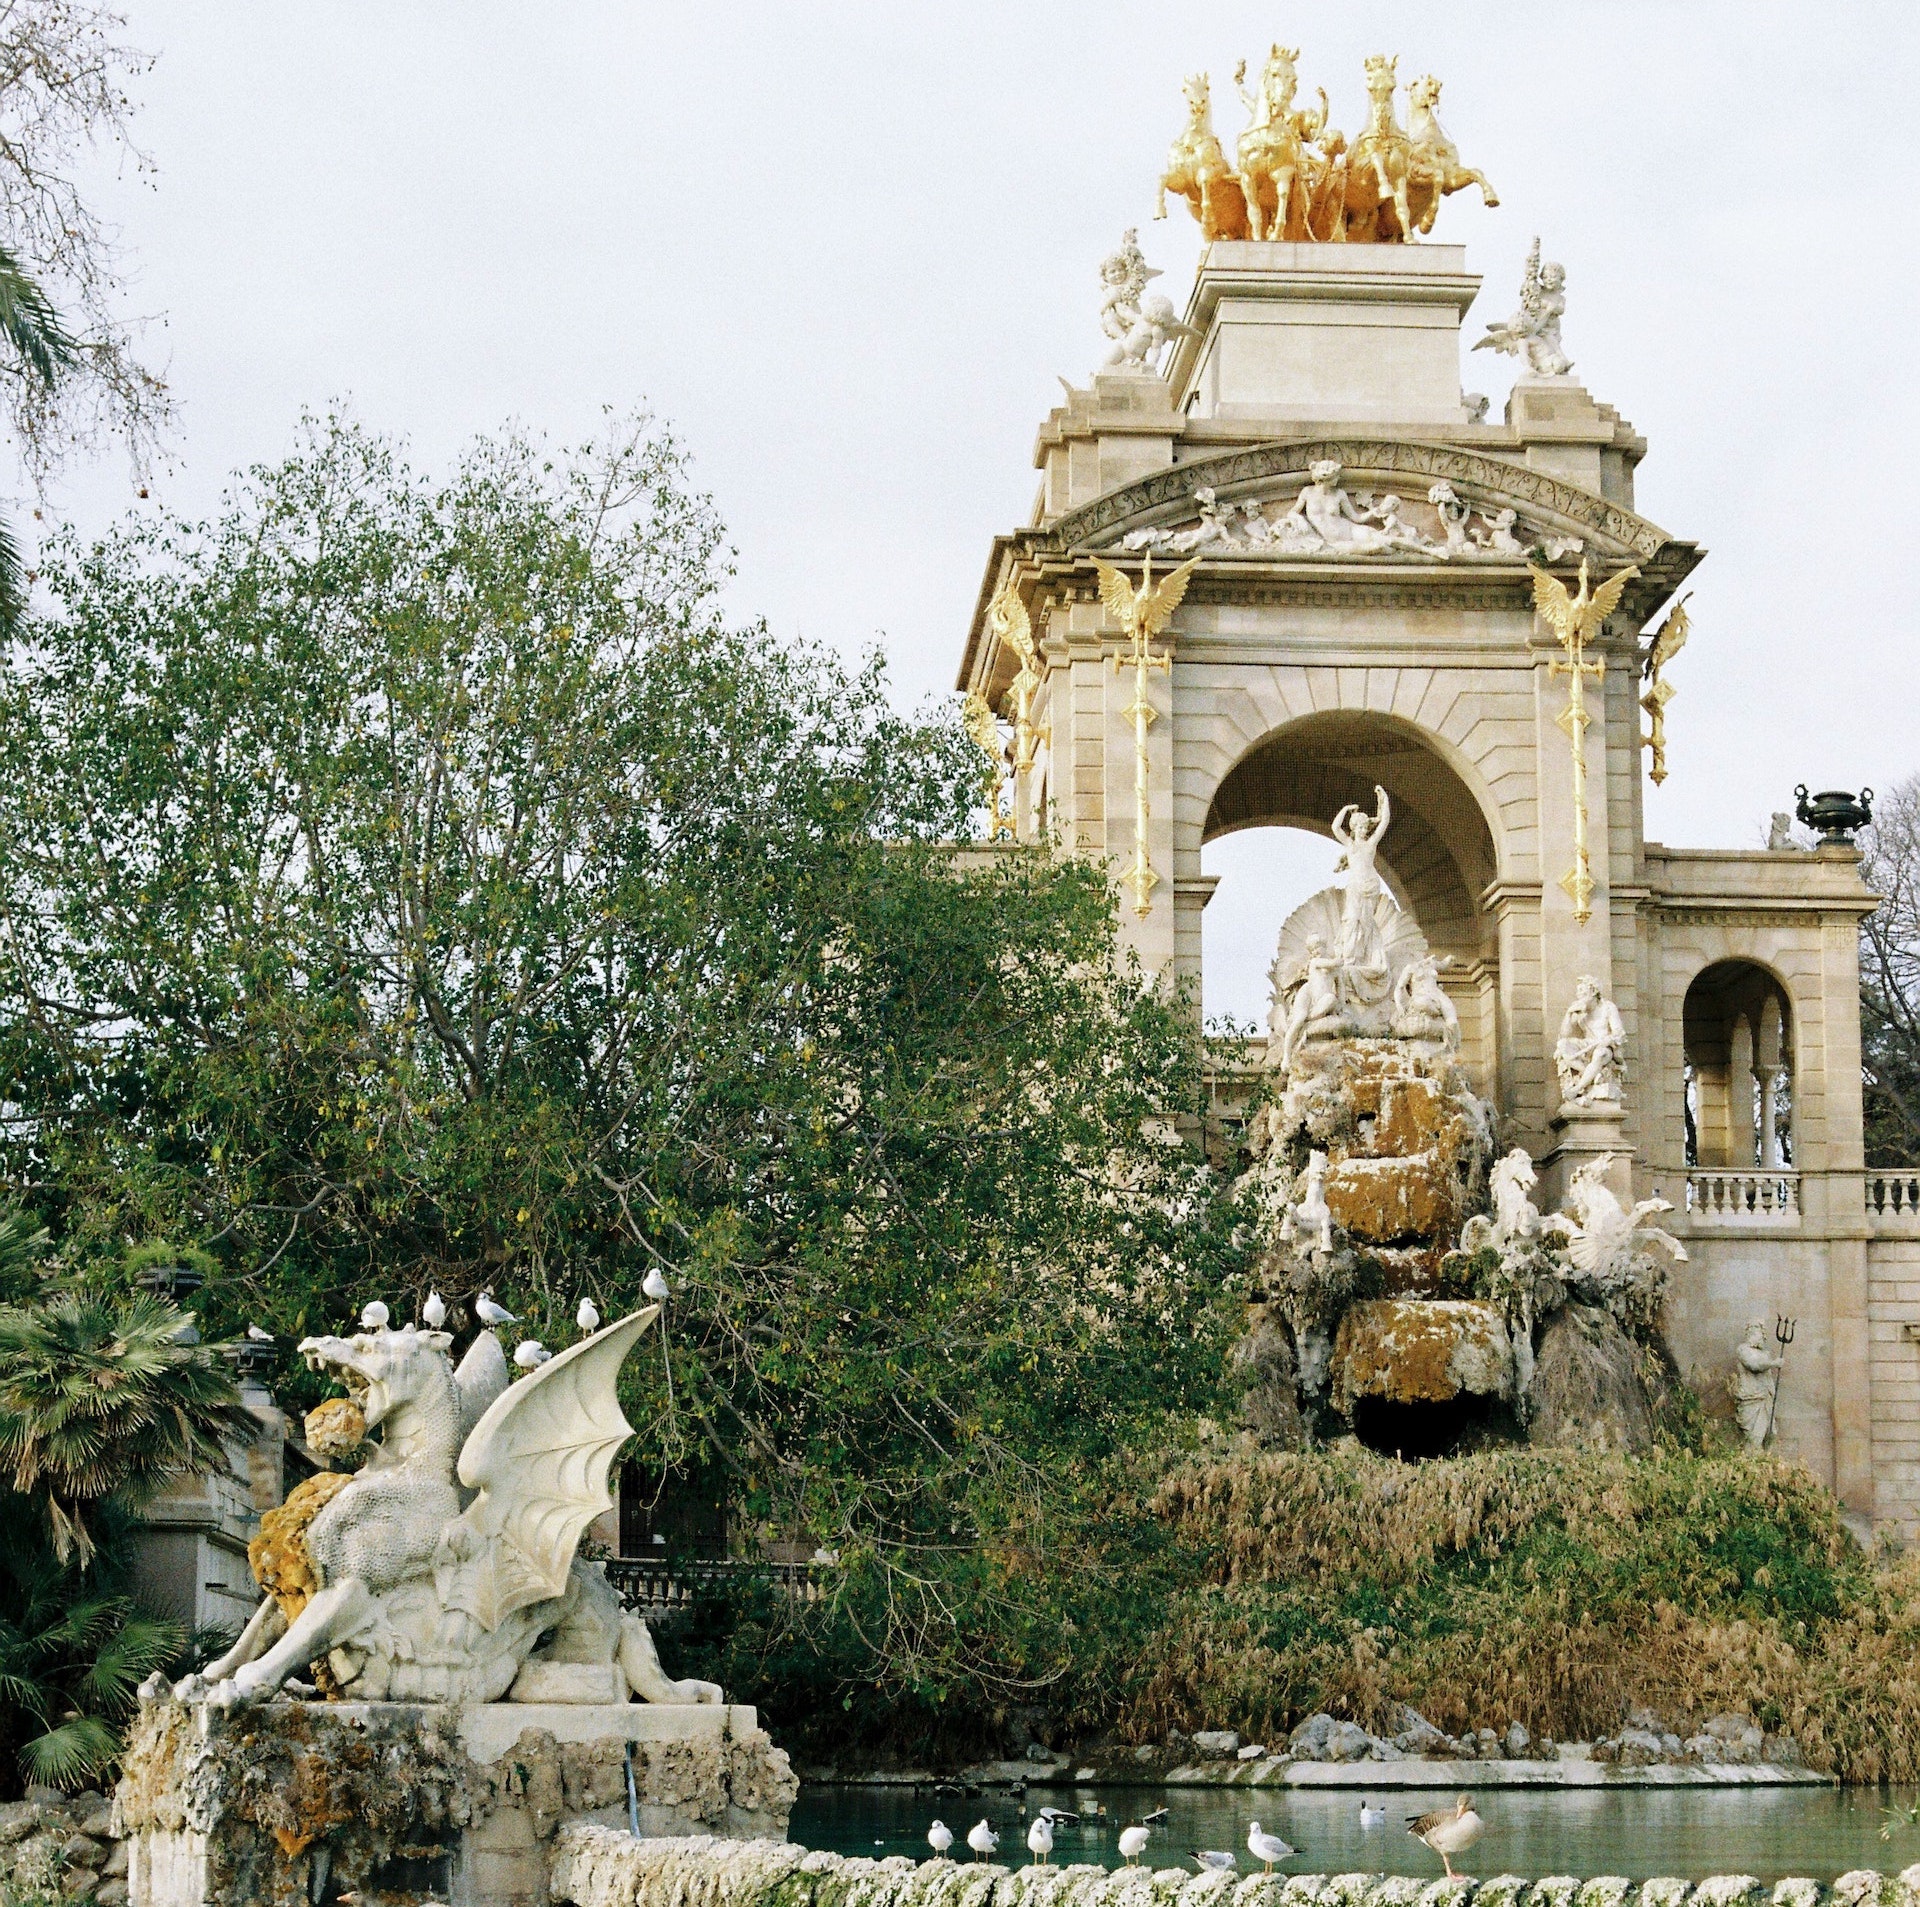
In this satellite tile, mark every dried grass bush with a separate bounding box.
[1122,1445,1920,1780]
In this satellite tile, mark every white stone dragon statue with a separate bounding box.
[178,1308,720,1707]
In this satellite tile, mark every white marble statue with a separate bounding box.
[1331,786,1394,1009]
[1275,933,1346,1073]
[1462,1146,1546,1253]
[1473,236,1574,379]
[1280,1148,1335,1254]
[1554,1154,1688,1287]
[1099,230,1157,344]
[1280,460,1436,555]
[1428,481,1474,556]
[1734,1318,1785,1447]
[1392,950,1460,1052]
[1555,975,1627,1108]
[178,1308,721,1708]
[1768,812,1800,851]
[1473,506,1527,556]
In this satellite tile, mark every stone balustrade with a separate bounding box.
[1684,1171,1801,1223]
[547,1832,1920,1907]
[1866,1173,1920,1229]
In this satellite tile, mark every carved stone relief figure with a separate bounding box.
[1392,951,1460,1052]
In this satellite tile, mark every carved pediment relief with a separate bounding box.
[1047,437,1680,570]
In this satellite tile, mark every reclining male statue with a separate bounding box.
[177,1306,721,1708]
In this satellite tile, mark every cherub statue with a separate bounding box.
[1105,291,1195,374]
[1555,975,1626,1108]
[1473,237,1573,379]
[1098,228,1159,348]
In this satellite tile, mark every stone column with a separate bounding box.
[1729,1013,1757,1169]
[1757,994,1784,1167]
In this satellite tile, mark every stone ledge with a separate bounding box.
[546,1831,1920,1907]
[1153,1759,1831,1791]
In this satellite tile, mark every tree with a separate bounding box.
[0,412,1243,1718]
[1860,771,1920,1166]
[0,1214,252,1794]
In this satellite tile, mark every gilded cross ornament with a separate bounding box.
[1093,554,1200,916]
[988,581,1048,829]
[962,689,1014,841]
[1639,593,1691,787]
[1531,559,1638,924]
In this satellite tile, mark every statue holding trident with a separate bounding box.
[1330,785,1393,1011]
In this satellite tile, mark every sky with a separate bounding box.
[36,1,1920,1023]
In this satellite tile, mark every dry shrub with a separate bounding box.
[1119,1444,1920,1779]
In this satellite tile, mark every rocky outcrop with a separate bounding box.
[1525,1306,1662,1453]
[545,1829,1920,1907]
[0,1787,126,1907]
[1331,1299,1512,1412]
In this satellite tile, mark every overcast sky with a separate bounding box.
[43,1,1920,1022]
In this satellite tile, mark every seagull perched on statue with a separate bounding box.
[474,1290,517,1327]
[642,1266,670,1303]
[1026,1817,1053,1866]
[1407,1795,1484,1878]
[422,1290,447,1329]
[513,1339,550,1369]
[967,1821,998,1862]
[359,1300,389,1330]
[927,1820,952,1858]
[576,1296,600,1333]
[1118,1825,1151,1865]
[1247,1824,1297,1874]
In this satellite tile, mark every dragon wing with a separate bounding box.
[962,690,1003,762]
[1092,558,1139,632]
[450,1307,657,1631]
[1139,555,1202,639]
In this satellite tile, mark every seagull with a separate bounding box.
[513,1339,551,1369]
[1359,1801,1386,1830]
[642,1266,670,1303]
[1142,1807,1169,1826]
[245,1324,274,1342]
[1407,1795,1485,1878]
[422,1290,447,1328]
[1189,1850,1236,1874]
[1247,1823,1296,1874]
[967,1821,998,1862]
[576,1296,601,1333]
[1118,1825,1151,1865]
[927,1820,952,1858]
[1026,1817,1053,1866]
[1037,1806,1078,1825]
[359,1300,389,1330]
[475,1291,518,1327]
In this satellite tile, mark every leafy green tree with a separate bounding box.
[0,412,1243,1723]
[0,1215,252,1793]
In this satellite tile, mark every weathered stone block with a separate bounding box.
[1331,1298,1513,1410]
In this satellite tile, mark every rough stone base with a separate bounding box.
[113,1697,795,1907]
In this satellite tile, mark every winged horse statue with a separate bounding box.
[178,1308,721,1707]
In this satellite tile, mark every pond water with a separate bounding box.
[789,1783,1920,1884]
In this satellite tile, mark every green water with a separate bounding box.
[789,1782,1920,1883]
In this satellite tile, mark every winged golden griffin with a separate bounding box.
[1528,557,1638,651]
[178,1309,720,1707]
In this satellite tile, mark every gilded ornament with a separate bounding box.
[1531,559,1638,923]
[1092,554,1200,915]
[988,581,1048,828]
[963,688,1014,840]
[1157,50,1495,246]
[1639,593,1690,786]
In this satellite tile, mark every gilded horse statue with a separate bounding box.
[1404,73,1498,234]
[1231,45,1338,243]
[1155,72,1249,242]
[1338,53,1416,243]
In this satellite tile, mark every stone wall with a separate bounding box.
[0,1787,126,1907]
[112,1697,795,1907]
[546,1830,1920,1907]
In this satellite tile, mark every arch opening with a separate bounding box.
[1683,960,1794,1170]
[1199,711,1502,1092]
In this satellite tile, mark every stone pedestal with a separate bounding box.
[114,1696,795,1907]
[1539,1100,1631,1210]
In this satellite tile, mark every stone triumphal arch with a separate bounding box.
[957,144,1916,1530]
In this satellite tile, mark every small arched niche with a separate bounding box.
[1201,711,1501,1091]
[1683,960,1794,1168]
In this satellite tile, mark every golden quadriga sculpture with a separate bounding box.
[1157,46,1497,244]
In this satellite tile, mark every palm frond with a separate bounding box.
[0,239,77,389]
